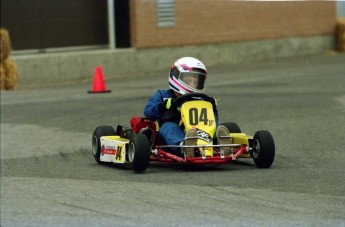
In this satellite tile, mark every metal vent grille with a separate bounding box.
[157,0,175,28]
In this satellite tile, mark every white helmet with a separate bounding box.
[169,57,207,95]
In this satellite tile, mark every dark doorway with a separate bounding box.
[1,0,108,50]
[114,0,130,48]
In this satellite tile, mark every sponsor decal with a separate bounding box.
[101,145,116,155]
[196,129,212,143]
[116,145,123,161]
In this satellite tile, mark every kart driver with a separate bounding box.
[144,57,230,157]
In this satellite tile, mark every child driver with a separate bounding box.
[144,57,230,157]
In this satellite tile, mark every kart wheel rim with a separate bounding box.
[128,142,135,162]
[92,135,98,155]
[253,139,260,159]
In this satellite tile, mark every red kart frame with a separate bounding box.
[152,146,248,164]
[130,116,250,165]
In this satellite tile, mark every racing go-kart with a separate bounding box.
[92,93,275,172]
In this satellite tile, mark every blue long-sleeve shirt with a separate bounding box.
[144,89,177,121]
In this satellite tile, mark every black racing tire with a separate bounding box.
[128,133,151,172]
[221,122,241,133]
[252,130,275,168]
[92,126,116,164]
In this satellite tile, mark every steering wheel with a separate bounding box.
[174,92,217,109]
[160,92,217,124]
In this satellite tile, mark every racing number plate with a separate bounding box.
[180,100,216,156]
[180,100,216,139]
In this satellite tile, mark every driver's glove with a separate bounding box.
[158,98,177,113]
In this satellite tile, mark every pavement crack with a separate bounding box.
[54,201,125,218]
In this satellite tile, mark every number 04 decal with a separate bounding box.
[189,108,208,126]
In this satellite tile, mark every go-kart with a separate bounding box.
[92,93,275,172]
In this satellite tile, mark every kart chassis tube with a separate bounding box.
[151,145,248,164]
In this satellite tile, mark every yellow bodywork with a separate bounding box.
[231,133,253,158]
[100,136,129,163]
[180,100,252,158]
[180,100,216,156]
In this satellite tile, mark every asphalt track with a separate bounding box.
[1,53,345,226]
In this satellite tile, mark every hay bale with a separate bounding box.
[0,63,5,90]
[0,28,12,62]
[1,59,19,90]
[336,18,345,52]
[0,28,19,90]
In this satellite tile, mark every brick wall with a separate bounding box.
[130,0,336,48]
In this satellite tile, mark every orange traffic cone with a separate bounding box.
[88,66,111,93]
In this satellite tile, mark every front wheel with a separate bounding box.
[128,134,151,172]
[251,130,275,168]
[92,126,116,164]
[221,122,241,133]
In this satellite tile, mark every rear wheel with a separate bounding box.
[251,130,275,168]
[221,122,241,133]
[128,134,151,172]
[92,126,116,164]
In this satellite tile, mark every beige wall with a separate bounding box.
[130,0,336,48]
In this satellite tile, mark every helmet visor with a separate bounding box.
[179,72,206,90]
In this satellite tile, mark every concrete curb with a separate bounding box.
[13,35,334,86]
